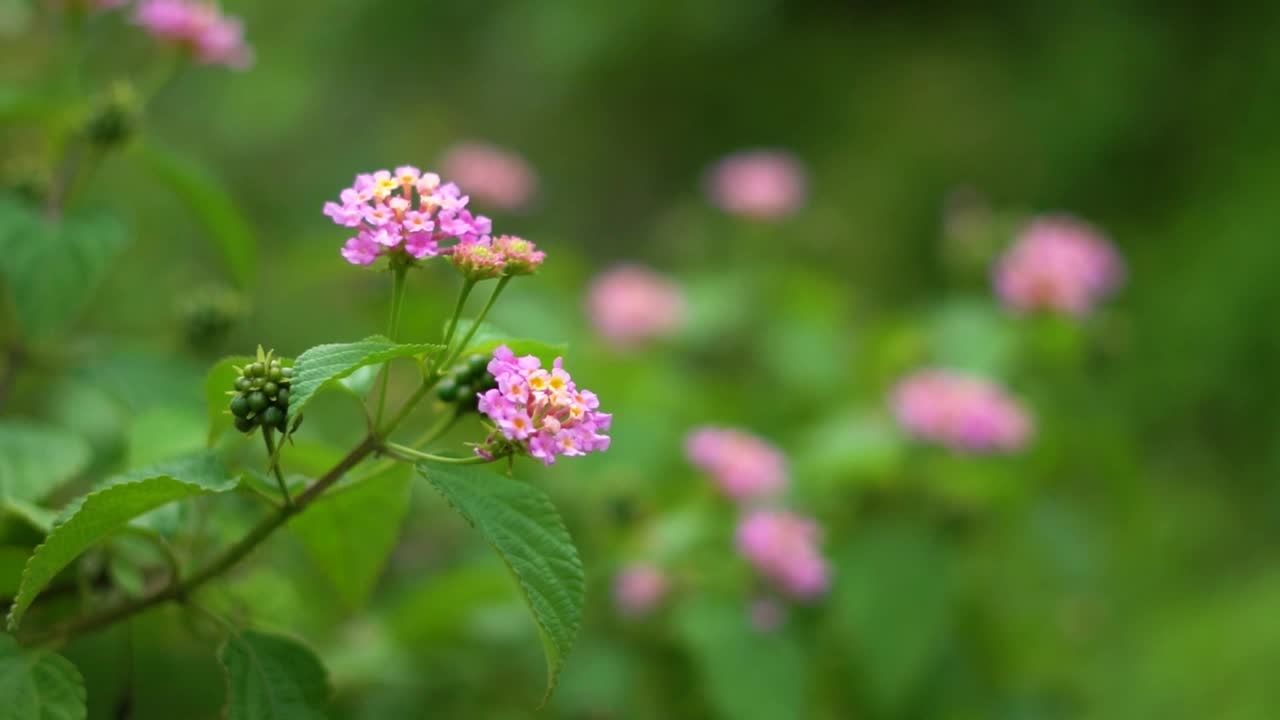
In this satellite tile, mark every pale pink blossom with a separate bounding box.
[133,0,253,70]
[586,265,686,348]
[686,426,787,502]
[440,142,538,211]
[705,150,806,219]
[891,369,1032,453]
[994,215,1123,316]
[736,510,829,599]
[614,564,668,617]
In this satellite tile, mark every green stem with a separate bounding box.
[18,436,380,646]
[384,442,491,465]
[114,526,181,586]
[441,276,510,372]
[261,429,291,506]
[436,280,476,372]
[375,264,410,426]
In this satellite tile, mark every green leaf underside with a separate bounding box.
[0,421,91,504]
[0,197,129,339]
[418,462,584,704]
[218,630,329,720]
[205,355,255,446]
[0,634,87,720]
[288,464,412,611]
[287,336,443,427]
[7,453,236,630]
[136,142,257,289]
[451,319,567,366]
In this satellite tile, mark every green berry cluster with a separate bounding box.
[228,348,293,433]
[436,354,497,412]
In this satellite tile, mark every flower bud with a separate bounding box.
[85,82,140,150]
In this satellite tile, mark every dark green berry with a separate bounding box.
[478,372,496,390]
[247,362,263,377]
[229,395,250,418]
[276,388,290,406]
[234,376,251,392]
[234,416,255,433]
[247,391,268,413]
[466,354,488,377]
[260,406,284,429]
[263,381,278,397]
[268,366,283,382]
[437,378,459,402]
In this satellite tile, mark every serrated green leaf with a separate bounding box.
[205,355,254,445]
[287,336,442,427]
[218,629,329,720]
[289,463,411,611]
[136,143,257,289]
[0,197,129,339]
[451,319,567,366]
[675,598,808,720]
[0,420,91,504]
[418,462,584,704]
[7,453,236,630]
[0,634,86,720]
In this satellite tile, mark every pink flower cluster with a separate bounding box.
[994,215,1123,316]
[133,0,253,69]
[324,167,492,266]
[586,265,686,348]
[450,234,545,280]
[706,149,807,220]
[686,426,788,501]
[441,142,538,211]
[476,345,611,465]
[891,369,1032,453]
[736,510,830,600]
[613,563,669,617]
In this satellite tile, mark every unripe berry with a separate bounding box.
[280,366,294,379]
[437,378,459,402]
[234,377,251,392]
[229,395,250,418]
[276,388,290,405]
[268,366,283,382]
[263,381,278,397]
[247,391,268,413]
[260,406,284,429]
[234,416,255,433]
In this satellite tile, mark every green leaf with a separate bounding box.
[288,463,411,611]
[287,336,442,427]
[7,453,236,630]
[0,546,30,596]
[676,598,808,720]
[0,634,86,720]
[418,462,584,704]
[451,319,567,367]
[218,629,329,720]
[136,143,256,289]
[205,356,254,445]
[0,198,129,339]
[0,420,91,504]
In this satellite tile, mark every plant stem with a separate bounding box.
[383,442,491,465]
[375,264,410,426]
[440,276,510,372]
[261,429,291,506]
[19,436,380,646]
[436,279,475,372]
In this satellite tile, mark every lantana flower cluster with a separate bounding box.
[891,368,1032,453]
[736,510,830,600]
[476,345,611,466]
[705,149,807,220]
[325,167,493,266]
[440,142,538,211]
[686,426,788,502]
[134,0,253,69]
[586,265,686,348]
[994,215,1123,316]
[450,234,545,280]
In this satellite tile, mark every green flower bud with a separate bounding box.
[85,82,140,150]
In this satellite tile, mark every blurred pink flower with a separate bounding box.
[994,215,1123,316]
[736,510,829,600]
[705,150,806,219]
[686,426,788,502]
[440,142,538,211]
[891,369,1032,453]
[133,0,254,70]
[586,265,686,348]
[614,564,668,617]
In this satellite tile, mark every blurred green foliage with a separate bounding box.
[4,0,1280,718]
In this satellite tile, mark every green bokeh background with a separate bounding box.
[4,1,1280,718]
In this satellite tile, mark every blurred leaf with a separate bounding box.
[287,336,443,428]
[8,453,235,629]
[0,634,86,720]
[0,420,90,504]
[204,355,254,446]
[0,197,128,339]
[419,462,585,704]
[453,319,567,366]
[795,411,905,487]
[289,463,411,611]
[835,523,954,714]
[386,562,521,647]
[0,546,28,595]
[74,348,204,414]
[136,143,257,289]
[219,629,330,720]
[675,598,808,720]
[928,299,1016,375]
[126,406,205,467]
